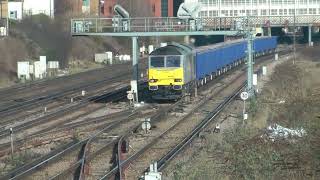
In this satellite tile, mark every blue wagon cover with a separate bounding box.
[194,36,277,80]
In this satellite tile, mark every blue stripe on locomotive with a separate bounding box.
[195,37,277,80]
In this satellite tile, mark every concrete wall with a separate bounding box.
[104,0,116,17]
[149,0,173,17]
[90,0,99,16]
[0,1,8,18]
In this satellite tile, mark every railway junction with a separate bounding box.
[0,1,320,180]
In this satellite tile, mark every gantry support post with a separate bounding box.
[132,36,139,102]
[268,27,271,37]
[247,32,254,97]
[308,24,312,46]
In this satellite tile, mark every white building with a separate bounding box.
[23,0,54,18]
[8,2,23,20]
[7,0,54,20]
[185,0,320,17]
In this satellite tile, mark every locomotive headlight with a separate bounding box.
[174,79,182,82]
[149,79,158,83]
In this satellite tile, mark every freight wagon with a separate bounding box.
[148,36,277,100]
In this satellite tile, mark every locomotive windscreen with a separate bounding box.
[150,56,181,68]
[150,57,165,68]
[166,56,181,67]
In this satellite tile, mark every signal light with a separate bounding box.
[174,79,182,82]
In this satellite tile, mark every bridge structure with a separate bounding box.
[71,15,320,101]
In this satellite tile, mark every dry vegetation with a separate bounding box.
[170,48,320,179]
[0,0,157,87]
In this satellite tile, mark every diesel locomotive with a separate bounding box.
[148,37,278,100]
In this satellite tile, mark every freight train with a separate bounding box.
[148,37,277,100]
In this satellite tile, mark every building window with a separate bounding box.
[229,10,233,16]
[261,9,267,16]
[298,8,307,14]
[109,6,112,14]
[289,9,295,15]
[271,9,278,15]
[161,0,168,17]
[221,10,228,16]
[209,0,217,6]
[259,0,267,4]
[309,8,317,14]
[83,0,89,6]
[222,0,233,6]
[298,0,308,4]
[246,10,251,16]
[271,0,281,5]
[152,4,155,13]
[279,9,283,15]
[199,0,208,5]
[252,10,258,16]
[240,9,245,16]
[310,0,318,4]
[209,10,218,17]
[283,9,287,15]
[201,11,208,17]
[234,10,238,16]
[10,11,17,19]
[252,0,258,5]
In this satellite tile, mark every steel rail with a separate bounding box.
[98,98,187,179]
[0,65,129,98]
[3,140,88,180]
[0,84,144,179]
[154,46,301,172]
[52,109,141,180]
[0,83,133,140]
[97,46,297,179]
[157,83,245,171]
[0,109,135,152]
[0,71,131,121]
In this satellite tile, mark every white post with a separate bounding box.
[10,128,14,160]
[262,66,267,76]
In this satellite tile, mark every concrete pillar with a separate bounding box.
[184,36,190,44]
[268,27,271,37]
[308,24,313,46]
[194,86,198,98]
[247,33,254,97]
[132,37,139,102]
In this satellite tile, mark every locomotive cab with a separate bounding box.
[148,43,194,100]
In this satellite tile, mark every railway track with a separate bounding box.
[96,47,297,179]
[1,103,157,179]
[0,46,296,179]
[0,82,148,154]
[101,65,246,179]
[0,63,134,102]
[0,71,130,122]
[0,61,148,126]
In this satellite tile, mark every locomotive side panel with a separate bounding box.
[183,53,194,85]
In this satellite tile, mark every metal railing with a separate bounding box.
[71,15,320,35]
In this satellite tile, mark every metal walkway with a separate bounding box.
[71,15,320,36]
